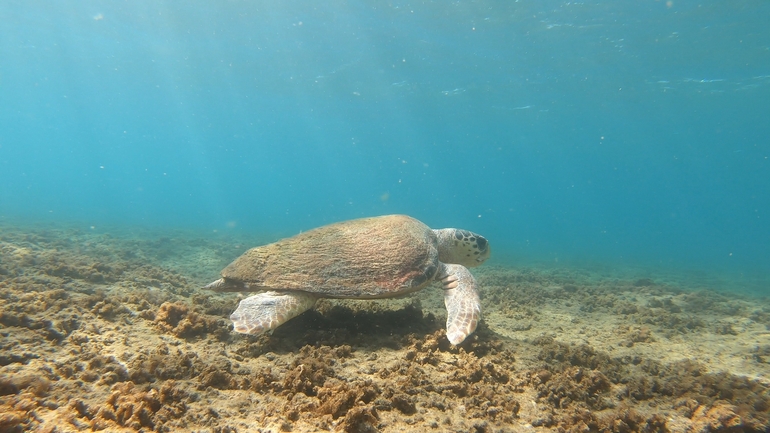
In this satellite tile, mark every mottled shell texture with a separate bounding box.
[220,215,439,298]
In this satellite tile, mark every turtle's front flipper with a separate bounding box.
[230,291,317,335]
[439,263,481,345]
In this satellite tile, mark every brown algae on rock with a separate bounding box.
[0,223,768,432]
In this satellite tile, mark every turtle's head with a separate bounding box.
[433,228,491,268]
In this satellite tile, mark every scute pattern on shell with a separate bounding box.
[220,215,440,298]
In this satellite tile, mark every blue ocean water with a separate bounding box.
[1,1,768,289]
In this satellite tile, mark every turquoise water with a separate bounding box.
[1,1,768,290]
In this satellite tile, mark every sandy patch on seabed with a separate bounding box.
[0,224,768,433]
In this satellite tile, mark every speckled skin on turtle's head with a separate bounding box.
[433,228,491,268]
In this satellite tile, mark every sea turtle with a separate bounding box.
[204,214,491,344]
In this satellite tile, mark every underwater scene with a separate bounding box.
[1,1,769,432]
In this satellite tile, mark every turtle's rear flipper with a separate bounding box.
[440,263,481,345]
[203,278,250,292]
[230,291,317,335]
